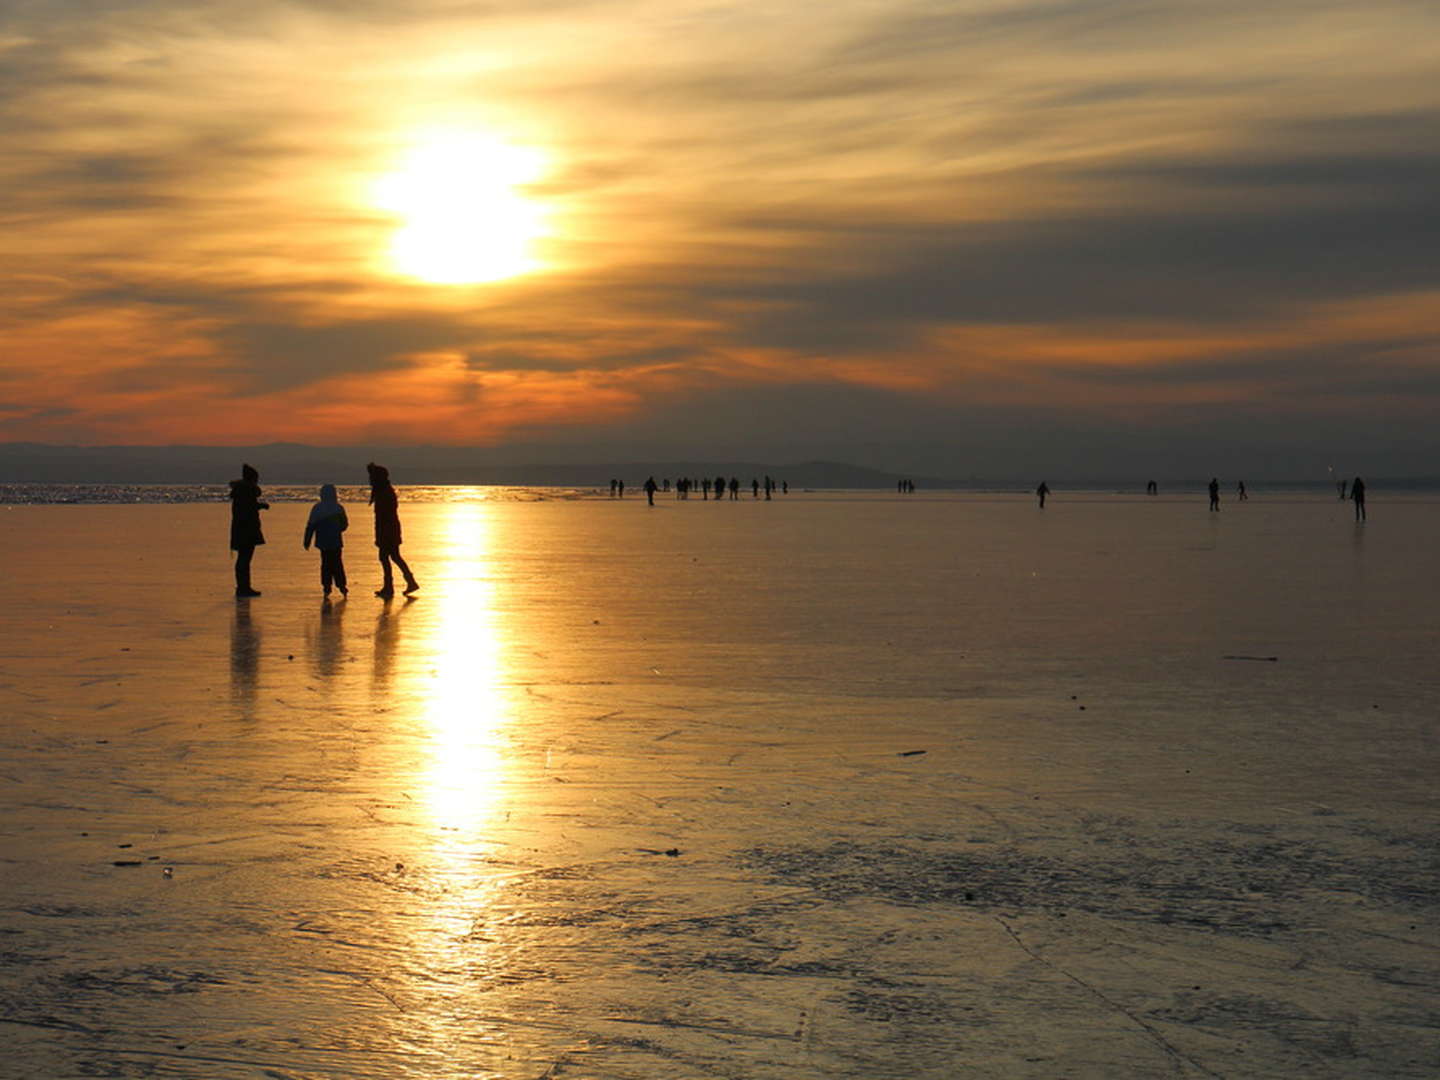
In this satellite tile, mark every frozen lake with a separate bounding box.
[1,491,1437,1077]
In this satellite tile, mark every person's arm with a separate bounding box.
[339,507,349,532]
[303,521,314,549]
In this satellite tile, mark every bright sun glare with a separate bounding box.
[375,132,548,285]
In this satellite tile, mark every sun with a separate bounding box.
[374,132,549,285]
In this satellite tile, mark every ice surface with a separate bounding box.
[1,492,1437,1077]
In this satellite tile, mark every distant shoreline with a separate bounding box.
[4,482,1437,505]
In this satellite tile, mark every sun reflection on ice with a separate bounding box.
[417,503,511,867]
[393,503,525,1052]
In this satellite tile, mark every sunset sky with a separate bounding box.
[4,0,1438,476]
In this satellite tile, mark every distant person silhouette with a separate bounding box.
[1339,479,1348,500]
[782,481,788,494]
[617,479,625,498]
[1351,476,1366,521]
[229,463,269,597]
[701,477,710,500]
[1036,481,1050,508]
[367,462,419,598]
[1208,477,1221,512]
[764,475,773,500]
[728,476,740,500]
[1237,480,1248,501]
[644,475,658,506]
[1146,480,1158,496]
[303,483,349,599]
[715,475,726,503]
[752,478,760,498]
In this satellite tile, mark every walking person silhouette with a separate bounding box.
[229,463,269,597]
[303,483,349,599]
[1208,477,1221,512]
[1351,476,1367,522]
[367,463,419,598]
[1036,481,1050,508]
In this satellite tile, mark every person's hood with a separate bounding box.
[318,483,338,503]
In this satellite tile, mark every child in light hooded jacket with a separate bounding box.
[303,484,349,598]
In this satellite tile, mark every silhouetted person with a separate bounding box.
[728,476,740,500]
[782,481,788,494]
[1146,480,1158,496]
[701,477,710,500]
[303,483,349,599]
[662,478,670,492]
[1351,476,1366,522]
[617,479,625,498]
[367,462,419,598]
[1036,481,1050,508]
[1237,480,1248,501]
[714,475,726,503]
[1208,477,1221,511]
[644,475,658,506]
[752,478,760,498]
[764,475,773,500]
[229,463,268,597]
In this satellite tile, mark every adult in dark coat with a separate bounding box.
[229,463,269,597]
[367,462,419,598]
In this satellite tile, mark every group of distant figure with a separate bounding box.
[228,462,420,600]
[1034,477,1368,520]
[611,475,790,506]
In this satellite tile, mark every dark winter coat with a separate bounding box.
[229,477,267,550]
[371,483,402,549]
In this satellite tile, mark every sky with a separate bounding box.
[3,0,1438,478]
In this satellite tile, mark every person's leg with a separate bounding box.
[377,549,395,596]
[235,545,255,594]
[334,551,348,595]
[320,552,332,595]
[392,550,419,593]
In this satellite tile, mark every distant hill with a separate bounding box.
[0,443,940,490]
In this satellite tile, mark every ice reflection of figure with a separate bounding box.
[308,597,346,680]
[371,599,408,695]
[1351,476,1367,522]
[229,463,269,597]
[229,602,260,716]
[368,462,419,599]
